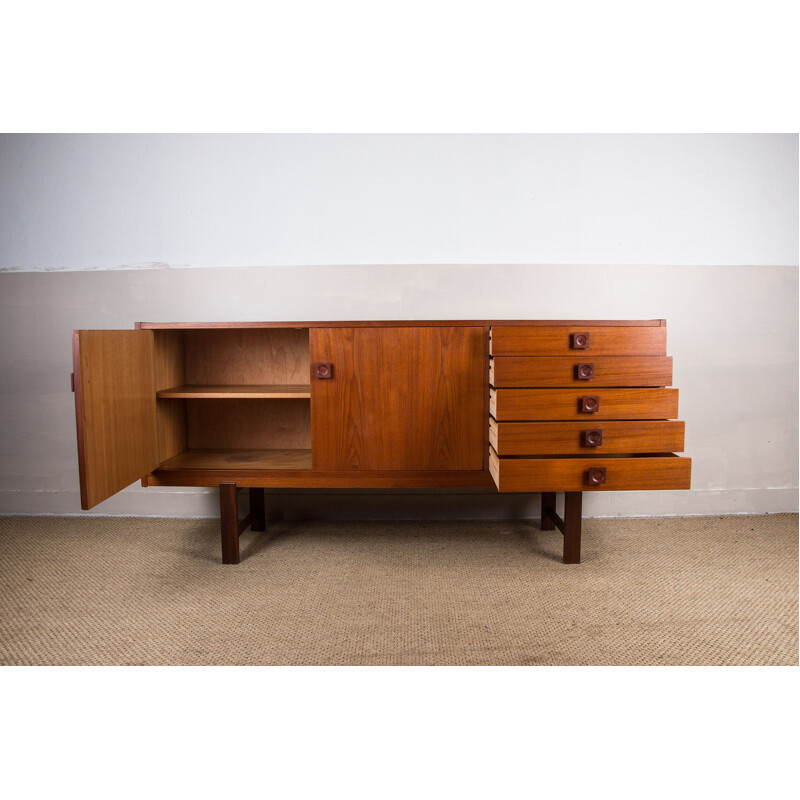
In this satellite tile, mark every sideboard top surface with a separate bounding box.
[137,319,666,330]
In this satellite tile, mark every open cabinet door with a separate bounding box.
[72,330,159,509]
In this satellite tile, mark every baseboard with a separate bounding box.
[0,487,796,520]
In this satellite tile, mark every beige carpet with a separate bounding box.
[0,513,796,666]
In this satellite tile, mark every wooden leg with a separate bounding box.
[541,492,556,531]
[220,482,240,564]
[563,491,583,564]
[249,488,266,531]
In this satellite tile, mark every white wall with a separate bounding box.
[2,134,797,269]
[0,134,797,519]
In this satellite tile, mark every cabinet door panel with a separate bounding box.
[73,330,158,509]
[310,327,484,471]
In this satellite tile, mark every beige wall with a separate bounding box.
[0,264,796,519]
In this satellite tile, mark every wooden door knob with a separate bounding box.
[571,332,590,349]
[583,429,603,447]
[587,467,606,485]
[579,395,599,413]
[313,362,333,379]
[576,362,594,380]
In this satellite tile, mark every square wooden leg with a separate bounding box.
[563,491,583,564]
[249,488,266,531]
[220,482,240,564]
[541,492,556,530]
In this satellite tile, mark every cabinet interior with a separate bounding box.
[152,328,311,470]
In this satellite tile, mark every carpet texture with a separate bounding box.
[0,513,797,666]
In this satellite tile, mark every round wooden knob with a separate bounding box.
[587,467,606,485]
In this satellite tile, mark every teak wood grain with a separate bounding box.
[489,356,673,388]
[184,328,310,386]
[152,331,187,462]
[140,319,666,330]
[157,384,311,398]
[186,399,311,450]
[489,448,692,492]
[489,419,685,455]
[490,325,667,356]
[159,448,312,471]
[75,319,690,566]
[146,468,496,489]
[73,330,159,509]
[310,326,485,471]
[490,388,680,421]
[152,330,186,390]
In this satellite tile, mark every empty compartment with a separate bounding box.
[156,398,312,471]
[151,328,312,470]
[153,327,311,396]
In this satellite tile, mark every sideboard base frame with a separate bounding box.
[217,483,585,565]
[219,485,269,565]
[541,491,583,563]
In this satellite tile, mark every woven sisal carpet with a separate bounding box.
[0,513,797,666]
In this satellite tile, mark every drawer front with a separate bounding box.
[490,325,666,356]
[489,419,685,455]
[490,388,680,421]
[489,448,692,492]
[490,356,672,388]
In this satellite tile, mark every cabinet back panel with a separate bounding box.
[184,329,310,386]
[186,399,311,450]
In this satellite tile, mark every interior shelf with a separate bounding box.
[158,448,312,471]
[157,384,311,399]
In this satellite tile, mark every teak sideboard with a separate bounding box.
[71,320,691,564]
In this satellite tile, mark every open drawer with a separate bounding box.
[489,450,692,493]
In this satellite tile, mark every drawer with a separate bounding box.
[489,449,692,492]
[490,325,666,356]
[490,388,680,421]
[489,419,685,455]
[490,356,672,388]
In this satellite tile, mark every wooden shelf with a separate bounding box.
[157,384,311,399]
[158,448,312,471]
